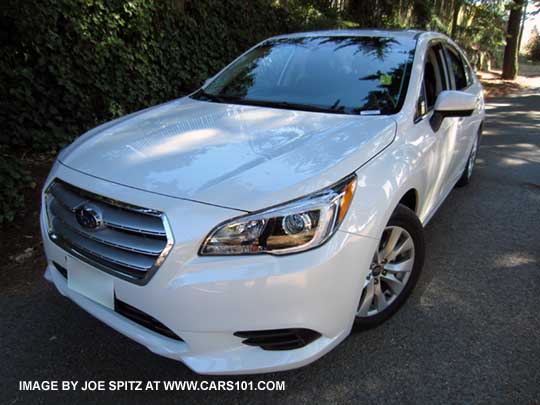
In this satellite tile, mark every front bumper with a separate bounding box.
[41,163,378,374]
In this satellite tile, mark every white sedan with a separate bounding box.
[41,29,484,374]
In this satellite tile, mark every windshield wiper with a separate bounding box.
[192,92,354,115]
[191,89,233,103]
[228,99,351,115]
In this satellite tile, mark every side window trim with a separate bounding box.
[438,45,452,90]
[441,46,455,90]
[461,52,475,87]
[444,43,471,90]
[462,56,474,87]
[415,40,447,123]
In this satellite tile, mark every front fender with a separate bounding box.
[340,141,423,242]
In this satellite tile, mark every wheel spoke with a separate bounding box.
[375,248,382,265]
[374,282,387,311]
[357,278,375,316]
[384,257,414,273]
[387,235,413,262]
[381,273,404,295]
[382,227,402,260]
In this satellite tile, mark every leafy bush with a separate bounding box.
[525,27,540,62]
[0,0,296,152]
[0,154,31,224]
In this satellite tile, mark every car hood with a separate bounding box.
[59,97,396,211]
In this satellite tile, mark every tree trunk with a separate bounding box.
[517,0,528,53]
[450,0,461,38]
[502,0,525,80]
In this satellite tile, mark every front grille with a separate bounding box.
[45,179,173,284]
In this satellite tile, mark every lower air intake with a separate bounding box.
[234,328,321,351]
[114,299,183,342]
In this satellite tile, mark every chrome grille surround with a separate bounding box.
[44,179,174,285]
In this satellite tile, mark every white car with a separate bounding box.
[41,29,484,374]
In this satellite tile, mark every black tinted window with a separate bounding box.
[446,47,467,90]
[193,36,417,115]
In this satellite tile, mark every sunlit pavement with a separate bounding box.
[2,88,539,404]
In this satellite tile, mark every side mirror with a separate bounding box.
[430,90,476,131]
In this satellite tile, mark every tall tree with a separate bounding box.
[450,0,462,38]
[502,0,525,79]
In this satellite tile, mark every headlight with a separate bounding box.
[199,174,357,256]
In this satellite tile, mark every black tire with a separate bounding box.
[353,204,425,330]
[456,128,482,187]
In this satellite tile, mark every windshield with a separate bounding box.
[192,35,417,115]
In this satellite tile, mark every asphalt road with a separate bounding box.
[1,89,539,404]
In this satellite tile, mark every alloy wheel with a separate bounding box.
[356,226,415,318]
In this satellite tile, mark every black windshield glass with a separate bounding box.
[192,35,417,115]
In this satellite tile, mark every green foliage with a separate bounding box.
[454,1,506,70]
[345,0,408,28]
[284,0,340,30]
[0,153,31,224]
[0,0,295,152]
[525,27,540,61]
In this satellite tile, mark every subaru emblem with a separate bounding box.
[75,204,104,230]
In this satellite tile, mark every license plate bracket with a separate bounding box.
[66,256,114,310]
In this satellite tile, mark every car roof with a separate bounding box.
[268,29,438,41]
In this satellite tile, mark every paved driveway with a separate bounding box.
[2,89,539,404]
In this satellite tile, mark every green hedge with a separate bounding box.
[0,0,297,152]
[0,153,31,223]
